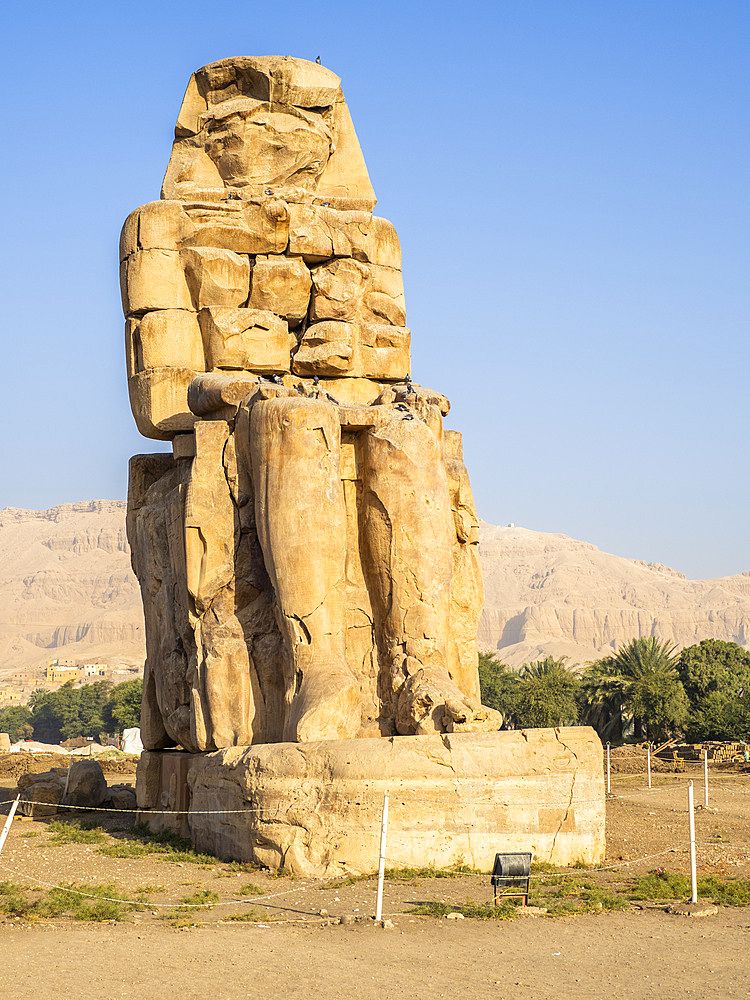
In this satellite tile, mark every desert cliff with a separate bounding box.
[1,502,748,680]
[478,521,750,665]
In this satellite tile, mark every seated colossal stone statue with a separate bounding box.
[122,56,501,752]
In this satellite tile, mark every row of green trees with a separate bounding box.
[2,638,746,746]
[0,680,142,745]
[479,638,750,744]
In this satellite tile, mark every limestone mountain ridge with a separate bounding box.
[478,521,750,666]
[0,501,748,680]
[0,500,144,680]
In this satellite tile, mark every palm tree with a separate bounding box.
[579,656,625,743]
[515,657,580,728]
[614,637,688,742]
[478,652,520,728]
[581,637,688,743]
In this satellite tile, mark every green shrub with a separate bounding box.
[47,820,107,845]
[698,876,750,906]
[408,898,518,920]
[181,889,219,907]
[629,870,691,900]
[239,882,264,896]
[224,908,262,922]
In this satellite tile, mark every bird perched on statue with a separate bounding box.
[315,56,321,64]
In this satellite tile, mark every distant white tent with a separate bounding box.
[121,728,143,755]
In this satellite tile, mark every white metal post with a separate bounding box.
[0,796,20,856]
[703,749,709,808]
[688,781,697,904]
[606,743,611,794]
[647,743,651,789]
[375,789,389,922]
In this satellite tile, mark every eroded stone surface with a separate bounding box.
[247,255,311,326]
[137,729,606,875]
[124,57,499,752]
[63,760,107,808]
[198,307,291,372]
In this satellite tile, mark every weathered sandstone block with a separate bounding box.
[309,259,406,327]
[128,368,196,439]
[182,200,290,255]
[62,760,107,808]
[137,728,605,876]
[182,248,250,309]
[198,307,291,371]
[126,310,205,375]
[287,205,401,268]
[121,249,193,315]
[292,320,354,376]
[17,769,67,818]
[120,200,196,260]
[247,255,311,325]
[293,320,410,380]
[358,324,410,379]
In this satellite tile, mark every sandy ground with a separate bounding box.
[2,909,749,1000]
[1,754,749,999]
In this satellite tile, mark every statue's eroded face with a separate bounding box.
[204,107,333,192]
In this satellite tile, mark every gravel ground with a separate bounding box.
[1,753,749,999]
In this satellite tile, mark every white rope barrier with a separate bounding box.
[0,794,612,815]
[0,758,746,923]
[0,856,344,911]
[0,799,271,815]
[696,841,748,851]
[609,782,693,795]
[703,783,750,796]
[0,842,717,917]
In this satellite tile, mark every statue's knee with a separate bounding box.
[277,395,339,433]
[252,395,340,457]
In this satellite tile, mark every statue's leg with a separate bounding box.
[184,420,263,749]
[249,395,361,741]
[361,409,502,735]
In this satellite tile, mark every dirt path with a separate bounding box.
[2,909,748,1000]
[1,761,750,999]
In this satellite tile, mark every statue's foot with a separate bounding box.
[395,668,503,736]
[286,664,362,743]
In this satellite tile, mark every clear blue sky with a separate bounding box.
[1,1,747,579]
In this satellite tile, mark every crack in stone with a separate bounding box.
[549,728,579,862]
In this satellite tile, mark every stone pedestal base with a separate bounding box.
[136,728,605,876]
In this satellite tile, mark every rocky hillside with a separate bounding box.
[1,502,748,679]
[478,522,750,666]
[0,501,144,680]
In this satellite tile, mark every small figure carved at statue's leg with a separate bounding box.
[248,393,362,741]
[362,404,502,735]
